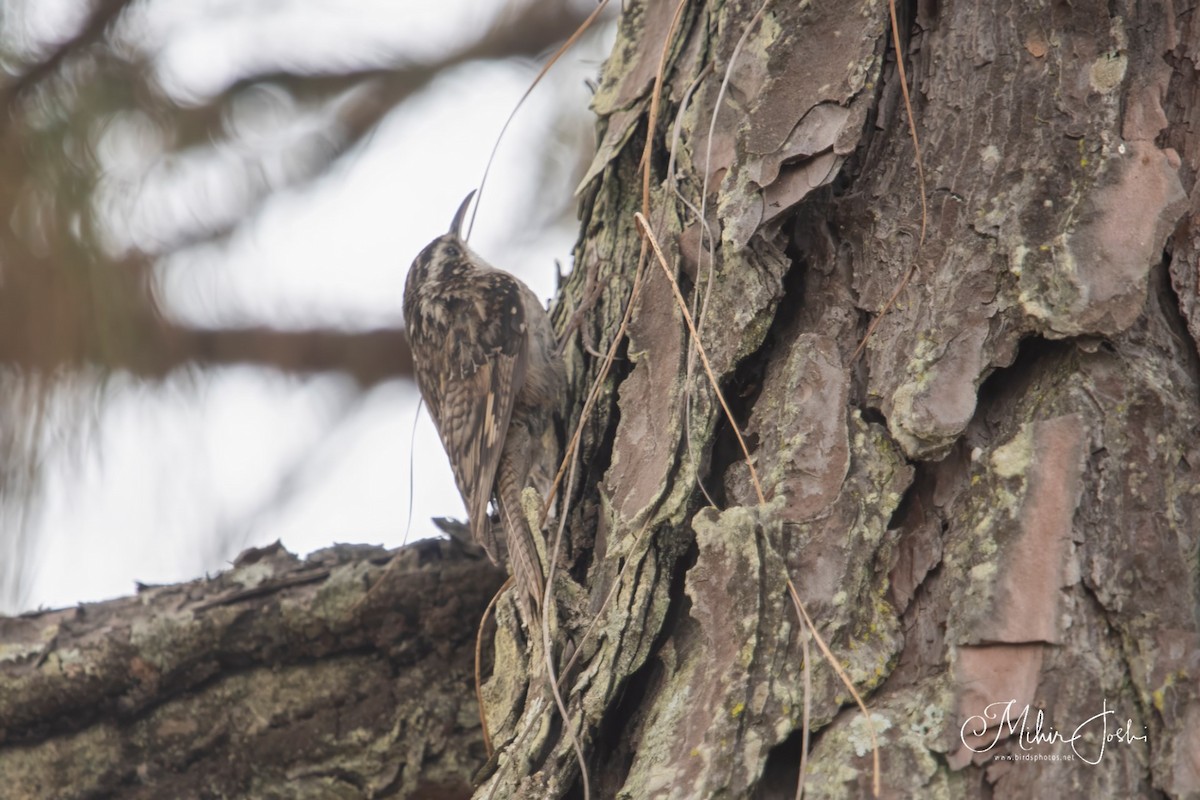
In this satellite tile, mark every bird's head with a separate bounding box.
[408,190,481,286]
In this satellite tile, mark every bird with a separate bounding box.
[403,191,565,616]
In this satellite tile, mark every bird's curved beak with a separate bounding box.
[449,190,477,239]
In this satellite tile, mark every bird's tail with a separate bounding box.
[496,425,546,613]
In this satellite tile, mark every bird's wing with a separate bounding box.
[411,272,528,560]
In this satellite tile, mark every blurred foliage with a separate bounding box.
[0,0,600,611]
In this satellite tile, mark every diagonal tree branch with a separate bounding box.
[1,0,137,107]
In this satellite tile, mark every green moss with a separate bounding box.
[129,610,203,671]
[310,561,373,622]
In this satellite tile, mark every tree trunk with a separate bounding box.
[489,0,1200,796]
[4,1,1200,798]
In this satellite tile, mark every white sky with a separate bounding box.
[11,0,609,612]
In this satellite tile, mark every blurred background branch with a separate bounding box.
[0,0,610,613]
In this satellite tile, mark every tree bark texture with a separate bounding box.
[0,542,503,799]
[486,0,1200,797]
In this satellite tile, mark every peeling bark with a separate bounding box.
[522,0,1200,797]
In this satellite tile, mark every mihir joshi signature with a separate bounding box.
[960,699,1147,765]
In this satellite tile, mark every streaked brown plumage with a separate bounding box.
[404,192,564,614]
